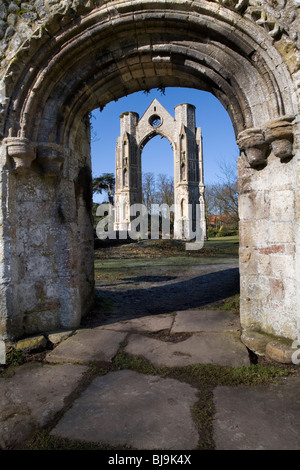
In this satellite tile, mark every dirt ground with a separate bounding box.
[82,238,240,327]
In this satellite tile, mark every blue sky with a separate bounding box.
[91,87,239,202]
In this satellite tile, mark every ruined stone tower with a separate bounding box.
[114,99,207,240]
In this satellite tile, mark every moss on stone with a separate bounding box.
[16,335,47,352]
[110,351,292,450]
[119,111,139,119]
[22,429,135,450]
[276,38,300,73]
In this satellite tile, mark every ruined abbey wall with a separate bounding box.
[114,98,206,240]
[0,0,299,361]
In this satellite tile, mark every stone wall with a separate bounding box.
[239,150,298,338]
[0,110,94,341]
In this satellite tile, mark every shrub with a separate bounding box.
[207,227,217,237]
[216,225,238,237]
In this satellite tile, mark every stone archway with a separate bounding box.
[0,0,299,360]
[114,98,207,240]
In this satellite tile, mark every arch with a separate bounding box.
[139,131,175,154]
[1,1,297,165]
[114,99,206,239]
[122,168,128,188]
[137,102,177,153]
[139,133,174,183]
[0,0,299,356]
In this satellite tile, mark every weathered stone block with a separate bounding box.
[257,252,271,276]
[266,340,295,364]
[16,335,47,352]
[0,339,5,363]
[241,330,272,356]
[269,190,295,222]
[270,253,295,279]
[269,278,285,301]
[23,308,61,336]
[239,220,255,247]
[239,247,258,275]
[267,222,294,244]
[238,191,266,221]
[47,330,74,345]
[46,328,127,364]
[239,220,270,247]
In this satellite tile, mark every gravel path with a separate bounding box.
[83,256,239,326]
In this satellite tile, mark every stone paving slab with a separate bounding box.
[0,362,87,449]
[124,332,250,367]
[46,328,127,364]
[171,310,241,333]
[213,377,300,450]
[99,313,174,333]
[2,309,298,450]
[51,370,199,450]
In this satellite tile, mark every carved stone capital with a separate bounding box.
[264,116,295,161]
[247,7,283,39]
[5,137,36,172]
[37,143,64,176]
[210,0,248,12]
[237,128,268,167]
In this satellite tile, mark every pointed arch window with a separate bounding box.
[123,168,128,187]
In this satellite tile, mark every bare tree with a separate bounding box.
[142,172,156,213]
[205,184,223,229]
[205,160,239,231]
[156,173,174,207]
[215,161,239,227]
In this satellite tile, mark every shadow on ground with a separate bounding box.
[83,267,240,327]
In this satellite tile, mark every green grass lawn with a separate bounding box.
[94,236,239,282]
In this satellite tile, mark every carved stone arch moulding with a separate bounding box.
[138,131,175,154]
[137,124,176,155]
[0,0,298,176]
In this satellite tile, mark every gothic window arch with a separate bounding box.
[123,168,128,187]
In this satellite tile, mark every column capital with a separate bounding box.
[237,128,268,168]
[237,116,296,168]
[4,137,36,172]
[264,115,295,161]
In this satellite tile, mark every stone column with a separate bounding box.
[196,127,207,240]
[114,112,140,233]
[174,104,206,241]
[237,117,299,348]
[0,118,94,346]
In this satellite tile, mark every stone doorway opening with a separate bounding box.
[90,88,240,328]
[0,1,298,358]
[140,133,175,235]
